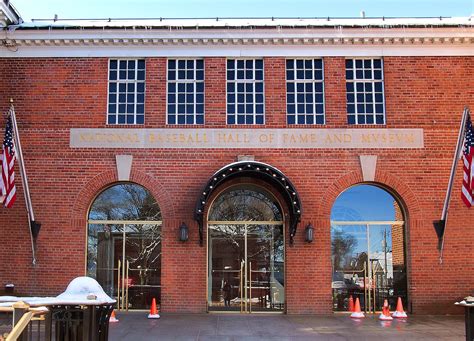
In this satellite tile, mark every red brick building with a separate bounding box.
[0,4,472,315]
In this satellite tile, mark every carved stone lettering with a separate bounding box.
[70,128,424,149]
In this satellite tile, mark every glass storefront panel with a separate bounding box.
[208,224,244,311]
[331,224,367,311]
[330,184,408,313]
[208,223,284,312]
[87,183,162,310]
[208,186,285,313]
[247,224,284,312]
[87,224,122,301]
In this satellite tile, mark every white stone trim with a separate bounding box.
[359,155,378,182]
[0,26,472,57]
[1,43,473,57]
[115,155,133,181]
[70,128,424,149]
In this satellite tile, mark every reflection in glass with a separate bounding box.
[87,183,162,310]
[89,183,161,221]
[331,185,407,312]
[209,187,282,221]
[208,186,284,312]
[331,184,399,221]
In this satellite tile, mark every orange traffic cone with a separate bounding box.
[350,297,365,318]
[148,298,160,319]
[109,309,119,323]
[379,299,393,321]
[348,296,354,312]
[392,297,408,318]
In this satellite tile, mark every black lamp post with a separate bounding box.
[305,223,314,243]
[179,222,189,242]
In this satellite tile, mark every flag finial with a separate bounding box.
[9,98,13,103]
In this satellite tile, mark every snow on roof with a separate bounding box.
[0,277,115,307]
[10,16,473,30]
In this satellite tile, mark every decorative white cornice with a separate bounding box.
[4,35,473,47]
[1,25,472,57]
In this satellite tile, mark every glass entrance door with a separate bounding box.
[87,222,162,311]
[208,223,284,312]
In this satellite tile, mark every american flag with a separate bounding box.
[461,113,474,207]
[0,111,16,208]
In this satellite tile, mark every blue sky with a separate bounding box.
[12,0,474,21]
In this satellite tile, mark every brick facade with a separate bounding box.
[0,54,473,315]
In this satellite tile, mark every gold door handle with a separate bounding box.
[249,262,252,313]
[240,261,244,313]
[117,260,121,310]
[126,260,130,312]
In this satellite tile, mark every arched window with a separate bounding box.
[331,184,407,312]
[87,183,162,310]
[209,186,283,222]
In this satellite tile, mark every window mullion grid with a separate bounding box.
[134,61,138,124]
[167,70,171,124]
[311,78,316,125]
[252,75,256,125]
[321,59,326,124]
[173,69,178,124]
[353,78,359,124]
[296,77,300,123]
[369,59,375,125]
[124,75,129,125]
[305,61,309,124]
[371,77,377,124]
[173,69,177,124]
[114,70,119,122]
[233,78,237,124]
[311,78,315,125]
[193,60,197,125]
[381,60,386,124]
[232,76,237,124]
[234,60,238,124]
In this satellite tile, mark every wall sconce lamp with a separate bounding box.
[179,222,189,242]
[305,223,314,243]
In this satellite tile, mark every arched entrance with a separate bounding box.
[195,161,302,313]
[87,183,162,311]
[330,184,408,313]
[207,185,285,312]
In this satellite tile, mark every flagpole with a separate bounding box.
[437,107,469,265]
[9,99,37,265]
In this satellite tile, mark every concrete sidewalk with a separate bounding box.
[108,312,466,340]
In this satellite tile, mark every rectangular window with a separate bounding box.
[226,59,265,125]
[346,58,385,125]
[286,59,325,125]
[107,59,145,125]
[167,59,205,125]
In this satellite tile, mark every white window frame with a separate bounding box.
[166,58,205,125]
[346,58,385,125]
[107,58,146,125]
[226,58,265,125]
[285,58,325,125]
